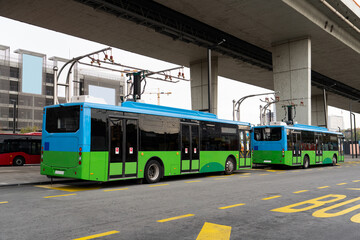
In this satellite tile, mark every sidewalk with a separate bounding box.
[0,155,359,187]
[0,165,75,187]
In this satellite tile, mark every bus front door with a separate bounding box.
[315,134,323,163]
[339,137,344,162]
[108,117,138,179]
[181,123,200,172]
[239,130,251,168]
[292,132,302,165]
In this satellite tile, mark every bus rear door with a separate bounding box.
[108,117,138,179]
[292,131,302,165]
[315,133,323,163]
[181,123,200,172]
[239,130,251,168]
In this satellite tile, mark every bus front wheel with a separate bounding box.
[144,160,162,184]
[13,156,25,166]
[225,157,235,175]
[302,156,309,169]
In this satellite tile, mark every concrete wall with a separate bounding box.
[190,57,218,115]
[272,38,311,125]
[311,94,328,127]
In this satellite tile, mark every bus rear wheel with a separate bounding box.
[13,156,25,166]
[332,155,337,166]
[144,160,162,184]
[224,157,235,175]
[302,156,309,169]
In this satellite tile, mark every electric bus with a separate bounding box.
[0,133,42,166]
[252,123,344,168]
[41,101,252,183]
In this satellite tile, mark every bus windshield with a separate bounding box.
[254,127,282,141]
[46,106,80,133]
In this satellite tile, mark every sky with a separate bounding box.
[0,16,358,129]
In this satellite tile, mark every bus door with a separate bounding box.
[181,123,200,172]
[338,137,344,162]
[239,130,251,167]
[108,117,138,179]
[315,134,323,163]
[292,132,302,165]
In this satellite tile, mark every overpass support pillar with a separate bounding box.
[190,57,218,114]
[272,38,311,125]
[311,94,328,127]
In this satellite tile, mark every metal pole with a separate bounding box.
[53,66,58,105]
[207,48,212,113]
[323,89,328,128]
[354,114,358,158]
[350,109,354,158]
[232,100,236,121]
[12,101,16,133]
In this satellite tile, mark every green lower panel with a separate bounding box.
[125,162,137,174]
[192,160,199,170]
[199,151,238,173]
[89,151,108,181]
[110,162,122,175]
[138,151,180,178]
[182,160,190,171]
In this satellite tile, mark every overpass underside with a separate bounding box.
[0,0,359,125]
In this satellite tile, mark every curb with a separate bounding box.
[0,179,80,188]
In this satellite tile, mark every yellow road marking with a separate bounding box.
[149,184,169,188]
[317,186,329,189]
[215,178,227,180]
[44,193,77,198]
[353,180,360,182]
[260,174,269,176]
[262,195,281,200]
[305,169,313,171]
[266,170,284,172]
[157,214,194,223]
[346,188,360,191]
[0,201,8,204]
[73,230,120,240]
[337,183,347,185]
[276,172,284,174]
[35,184,100,192]
[103,188,128,192]
[293,190,309,194]
[239,176,250,178]
[218,203,245,209]
[242,173,251,175]
[186,180,202,183]
[196,222,231,240]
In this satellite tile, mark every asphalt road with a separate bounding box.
[1,160,360,240]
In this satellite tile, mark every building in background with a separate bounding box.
[328,115,344,132]
[0,45,125,133]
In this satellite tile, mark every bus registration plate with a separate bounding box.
[55,170,64,175]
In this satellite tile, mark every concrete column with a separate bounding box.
[272,38,311,125]
[190,57,218,115]
[311,94,328,127]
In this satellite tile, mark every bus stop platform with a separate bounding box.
[0,155,359,187]
[0,165,76,187]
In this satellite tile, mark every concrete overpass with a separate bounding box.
[0,0,359,125]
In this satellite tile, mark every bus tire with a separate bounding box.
[332,154,337,166]
[302,155,309,169]
[224,157,235,175]
[13,156,25,166]
[144,160,162,184]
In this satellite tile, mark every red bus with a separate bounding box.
[0,133,42,166]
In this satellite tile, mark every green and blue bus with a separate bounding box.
[41,101,252,183]
[251,123,344,168]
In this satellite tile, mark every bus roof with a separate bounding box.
[45,101,251,126]
[253,123,343,135]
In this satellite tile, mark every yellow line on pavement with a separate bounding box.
[215,178,227,180]
[73,230,120,240]
[186,180,202,183]
[293,190,308,194]
[196,222,231,240]
[239,176,250,178]
[0,201,8,204]
[260,174,269,176]
[148,184,169,188]
[218,203,245,209]
[35,184,100,192]
[262,195,281,200]
[44,193,77,198]
[353,180,360,182]
[347,188,360,191]
[317,186,329,189]
[266,170,284,172]
[337,183,347,185]
[103,188,128,192]
[157,214,194,223]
